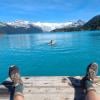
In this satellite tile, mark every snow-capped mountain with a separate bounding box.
[0,20,43,34]
[32,22,73,32]
[7,20,85,32]
[73,20,85,26]
[7,20,30,28]
[1,15,100,33]
[0,22,7,27]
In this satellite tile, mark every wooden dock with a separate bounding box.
[0,76,100,100]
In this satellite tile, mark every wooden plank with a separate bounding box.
[0,76,100,100]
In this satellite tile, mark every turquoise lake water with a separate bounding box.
[0,31,100,82]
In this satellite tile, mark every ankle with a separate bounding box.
[85,80,96,93]
[14,83,24,97]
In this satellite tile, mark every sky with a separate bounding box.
[0,0,100,22]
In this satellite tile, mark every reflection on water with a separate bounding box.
[9,35,31,49]
[0,35,31,50]
[0,31,100,82]
[0,33,74,51]
[0,34,40,52]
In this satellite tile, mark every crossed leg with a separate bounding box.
[81,63,100,100]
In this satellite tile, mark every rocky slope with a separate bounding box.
[83,15,100,30]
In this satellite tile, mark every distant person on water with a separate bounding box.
[48,40,56,45]
[2,63,100,100]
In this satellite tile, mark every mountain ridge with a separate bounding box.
[0,21,43,34]
[0,20,85,34]
[0,15,100,34]
[52,15,100,32]
[83,15,100,30]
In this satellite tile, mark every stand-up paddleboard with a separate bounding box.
[48,40,56,46]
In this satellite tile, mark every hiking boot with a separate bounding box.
[9,65,24,97]
[81,63,98,92]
